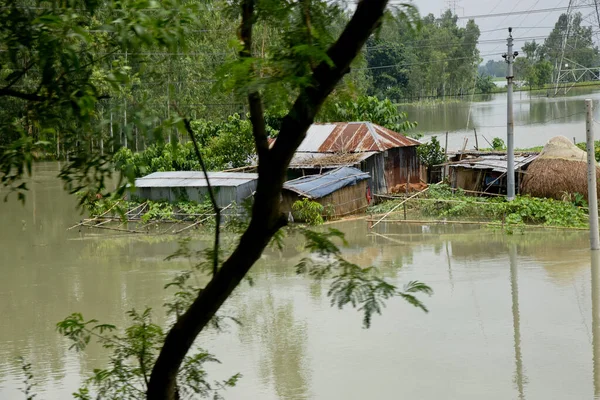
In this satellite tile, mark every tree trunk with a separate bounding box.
[146,1,391,398]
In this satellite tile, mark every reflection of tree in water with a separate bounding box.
[237,292,310,400]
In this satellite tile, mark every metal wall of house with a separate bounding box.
[134,183,257,211]
[384,147,421,188]
[361,154,387,194]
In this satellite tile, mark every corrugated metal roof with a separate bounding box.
[288,151,377,168]
[448,154,539,173]
[283,167,370,199]
[135,171,258,188]
[271,122,420,153]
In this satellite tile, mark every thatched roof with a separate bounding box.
[521,136,600,200]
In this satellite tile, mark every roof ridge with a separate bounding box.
[364,122,383,152]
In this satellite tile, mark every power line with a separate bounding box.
[457,4,595,19]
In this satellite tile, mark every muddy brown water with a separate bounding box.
[1,162,600,399]
[411,87,600,151]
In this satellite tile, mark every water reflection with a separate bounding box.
[237,292,310,400]
[509,243,526,399]
[592,250,600,398]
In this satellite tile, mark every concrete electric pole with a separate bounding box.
[503,27,518,200]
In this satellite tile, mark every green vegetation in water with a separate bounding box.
[369,184,589,232]
[79,192,216,224]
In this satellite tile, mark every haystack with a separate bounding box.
[521,135,600,200]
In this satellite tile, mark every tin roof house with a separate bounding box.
[133,171,258,210]
[445,152,538,195]
[275,122,423,195]
[281,167,371,219]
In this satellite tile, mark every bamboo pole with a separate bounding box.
[370,187,430,229]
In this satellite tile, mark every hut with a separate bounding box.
[133,171,258,210]
[281,167,371,218]
[273,122,423,195]
[521,136,600,200]
[446,152,538,195]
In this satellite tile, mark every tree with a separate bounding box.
[147,3,428,398]
[3,1,433,398]
[417,136,446,182]
[475,74,495,94]
[320,95,417,135]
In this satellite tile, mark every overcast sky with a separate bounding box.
[411,0,594,62]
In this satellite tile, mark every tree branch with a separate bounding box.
[182,117,220,278]
[271,0,389,167]
[0,88,43,102]
[147,2,390,399]
[239,0,269,163]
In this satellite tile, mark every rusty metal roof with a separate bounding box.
[288,151,377,169]
[271,122,420,153]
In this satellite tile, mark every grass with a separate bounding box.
[368,184,589,233]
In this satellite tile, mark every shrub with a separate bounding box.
[292,198,324,225]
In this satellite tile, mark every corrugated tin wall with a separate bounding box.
[384,147,421,189]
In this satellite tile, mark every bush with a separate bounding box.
[292,198,324,225]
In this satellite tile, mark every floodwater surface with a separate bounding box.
[2,166,600,399]
[411,87,600,151]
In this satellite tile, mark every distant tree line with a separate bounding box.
[479,12,599,89]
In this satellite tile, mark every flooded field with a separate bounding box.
[1,163,600,399]
[409,87,600,151]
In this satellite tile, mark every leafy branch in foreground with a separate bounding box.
[57,309,238,399]
[295,228,432,328]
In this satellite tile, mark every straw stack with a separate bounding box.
[521,136,600,200]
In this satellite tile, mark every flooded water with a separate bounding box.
[2,163,600,399]
[410,87,600,151]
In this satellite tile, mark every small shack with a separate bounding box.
[446,152,538,195]
[133,171,258,209]
[273,122,423,195]
[281,167,371,218]
[522,136,600,200]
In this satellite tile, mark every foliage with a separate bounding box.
[295,228,432,328]
[320,95,418,137]
[5,0,429,397]
[541,12,599,74]
[365,10,480,100]
[370,183,589,230]
[78,193,215,225]
[57,309,238,399]
[114,113,260,177]
[0,0,199,199]
[576,141,600,162]
[492,137,506,151]
[475,74,496,94]
[478,60,505,77]
[292,198,325,225]
[417,136,446,168]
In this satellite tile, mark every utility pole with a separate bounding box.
[504,27,518,200]
[586,99,599,250]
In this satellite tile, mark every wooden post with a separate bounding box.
[474,128,479,150]
[586,98,599,250]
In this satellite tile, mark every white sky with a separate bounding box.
[411,0,594,62]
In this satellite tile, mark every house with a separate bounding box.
[133,171,258,209]
[445,151,538,195]
[281,167,371,218]
[276,122,423,195]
